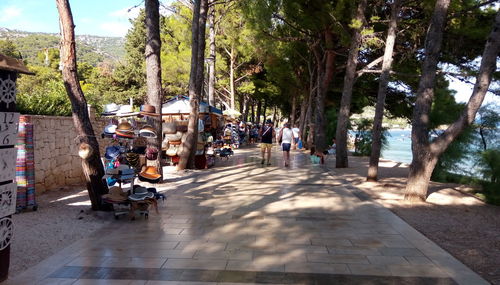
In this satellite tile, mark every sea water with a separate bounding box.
[381,129,412,164]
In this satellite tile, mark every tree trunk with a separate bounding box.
[207,2,216,107]
[256,99,262,124]
[145,0,163,180]
[367,0,400,182]
[229,45,235,110]
[404,0,451,200]
[56,0,109,211]
[335,0,367,168]
[298,94,307,140]
[262,99,267,122]
[272,106,278,126]
[479,128,487,151]
[290,94,296,127]
[250,99,255,122]
[238,92,244,116]
[178,0,208,170]
[312,29,336,151]
[405,9,500,201]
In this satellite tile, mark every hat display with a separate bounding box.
[102,186,128,203]
[139,166,161,182]
[105,146,121,160]
[116,104,133,115]
[102,103,119,115]
[104,124,117,134]
[125,152,140,168]
[116,121,134,138]
[139,125,157,138]
[140,104,156,115]
[145,147,158,160]
[128,186,155,201]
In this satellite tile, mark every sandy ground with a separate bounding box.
[10,187,113,276]
[323,154,500,285]
[7,149,500,284]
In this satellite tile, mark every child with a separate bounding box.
[310,146,325,164]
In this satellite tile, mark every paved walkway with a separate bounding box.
[8,146,487,285]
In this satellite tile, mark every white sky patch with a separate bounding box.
[109,6,141,19]
[0,6,22,22]
[99,21,130,37]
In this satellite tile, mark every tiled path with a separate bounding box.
[7,147,487,284]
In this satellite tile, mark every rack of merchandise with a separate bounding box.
[100,103,162,220]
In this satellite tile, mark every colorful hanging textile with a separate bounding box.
[16,115,36,210]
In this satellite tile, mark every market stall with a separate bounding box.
[161,96,223,168]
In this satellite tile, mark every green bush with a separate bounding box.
[352,118,388,156]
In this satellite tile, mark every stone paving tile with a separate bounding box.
[73,279,147,285]
[306,253,369,264]
[327,245,381,255]
[379,247,424,257]
[162,259,228,270]
[226,260,285,273]
[347,264,392,276]
[388,265,449,278]
[100,257,168,268]
[67,257,110,267]
[366,255,410,266]
[310,238,353,247]
[193,249,253,261]
[285,262,350,274]
[404,256,435,265]
[36,278,77,285]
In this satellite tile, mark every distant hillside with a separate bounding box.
[0,27,125,66]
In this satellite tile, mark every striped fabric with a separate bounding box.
[16,116,36,210]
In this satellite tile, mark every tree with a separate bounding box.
[55,0,109,211]
[335,0,368,167]
[404,8,500,201]
[145,0,163,179]
[367,0,401,181]
[178,0,208,170]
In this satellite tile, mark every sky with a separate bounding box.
[0,0,142,37]
[0,0,497,106]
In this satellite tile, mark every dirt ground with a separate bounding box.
[324,155,500,285]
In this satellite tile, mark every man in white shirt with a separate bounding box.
[279,123,294,167]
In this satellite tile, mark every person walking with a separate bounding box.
[291,125,300,149]
[259,119,275,165]
[279,122,293,167]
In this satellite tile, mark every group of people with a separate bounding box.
[258,119,337,167]
[258,119,301,167]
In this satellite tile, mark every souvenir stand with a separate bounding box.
[100,103,162,220]
[0,54,34,281]
[161,96,223,168]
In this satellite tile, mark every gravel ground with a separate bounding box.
[10,187,112,277]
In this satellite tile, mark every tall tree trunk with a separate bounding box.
[250,99,255,122]
[367,0,400,181]
[56,0,108,211]
[312,29,336,151]
[298,94,307,139]
[335,0,367,168]
[405,9,500,201]
[229,45,235,110]
[207,2,216,107]
[178,0,208,170]
[290,94,296,127]
[145,0,163,180]
[256,99,262,124]
[238,92,244,116]
[272,106,278,126]
[262,99,267,122]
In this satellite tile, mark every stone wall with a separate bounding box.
[25,112,106,193]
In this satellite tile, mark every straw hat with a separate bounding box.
[102,186,127,202]
[139,125,157,138]
[139,166,161,182]
[140,104,156,116]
